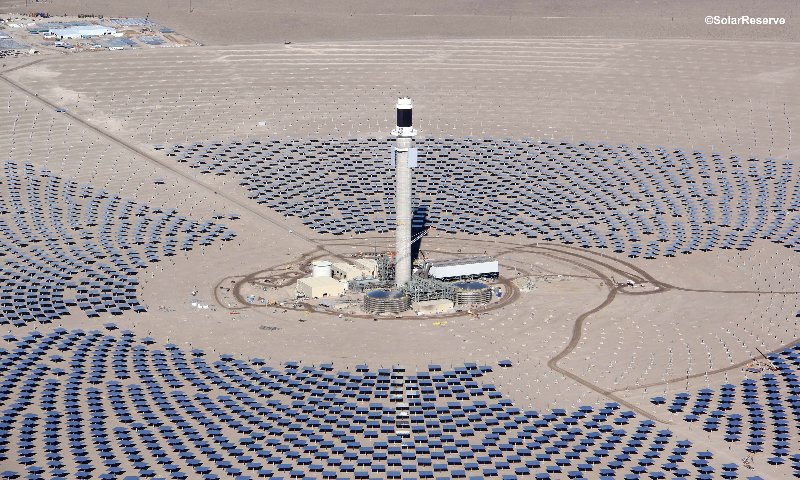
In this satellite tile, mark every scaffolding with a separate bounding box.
[347,278,383,292]
[377,254,394,283]
[404,276,454,303]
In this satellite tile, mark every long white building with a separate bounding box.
[49,25,116,39]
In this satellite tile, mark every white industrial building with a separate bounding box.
[49,25,116,39]
[423,256,499,281]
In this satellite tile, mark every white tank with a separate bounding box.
[311,260,332,277]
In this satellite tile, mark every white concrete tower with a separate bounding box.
[392,97,416,287]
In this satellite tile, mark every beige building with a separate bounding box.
[331,262,361,280]
[331,262,364,280]
[296,277,345,299]
[353,258,378,277]
[332,258,379,280]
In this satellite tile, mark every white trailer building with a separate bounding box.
[423,256,499,281]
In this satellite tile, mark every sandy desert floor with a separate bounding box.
[0,1,798,479]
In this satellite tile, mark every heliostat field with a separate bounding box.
[0,3,798,479]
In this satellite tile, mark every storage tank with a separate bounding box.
[452,281,493,306]
[363,289,411,314]
[311,260,333,278]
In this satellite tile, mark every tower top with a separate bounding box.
[392,97,417,137]
[396,97,413,110]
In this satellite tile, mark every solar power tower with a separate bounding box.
[391,97,417,287]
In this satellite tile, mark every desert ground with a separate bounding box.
[0,1,798,479]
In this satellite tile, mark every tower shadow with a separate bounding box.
[411,204,429,262]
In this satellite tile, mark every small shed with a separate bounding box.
[296,277,345,299]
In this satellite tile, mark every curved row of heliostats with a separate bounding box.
[167,137,800,259]
[0,326,764,480]
[0,161,235,327]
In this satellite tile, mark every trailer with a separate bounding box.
[423,256,499,281]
